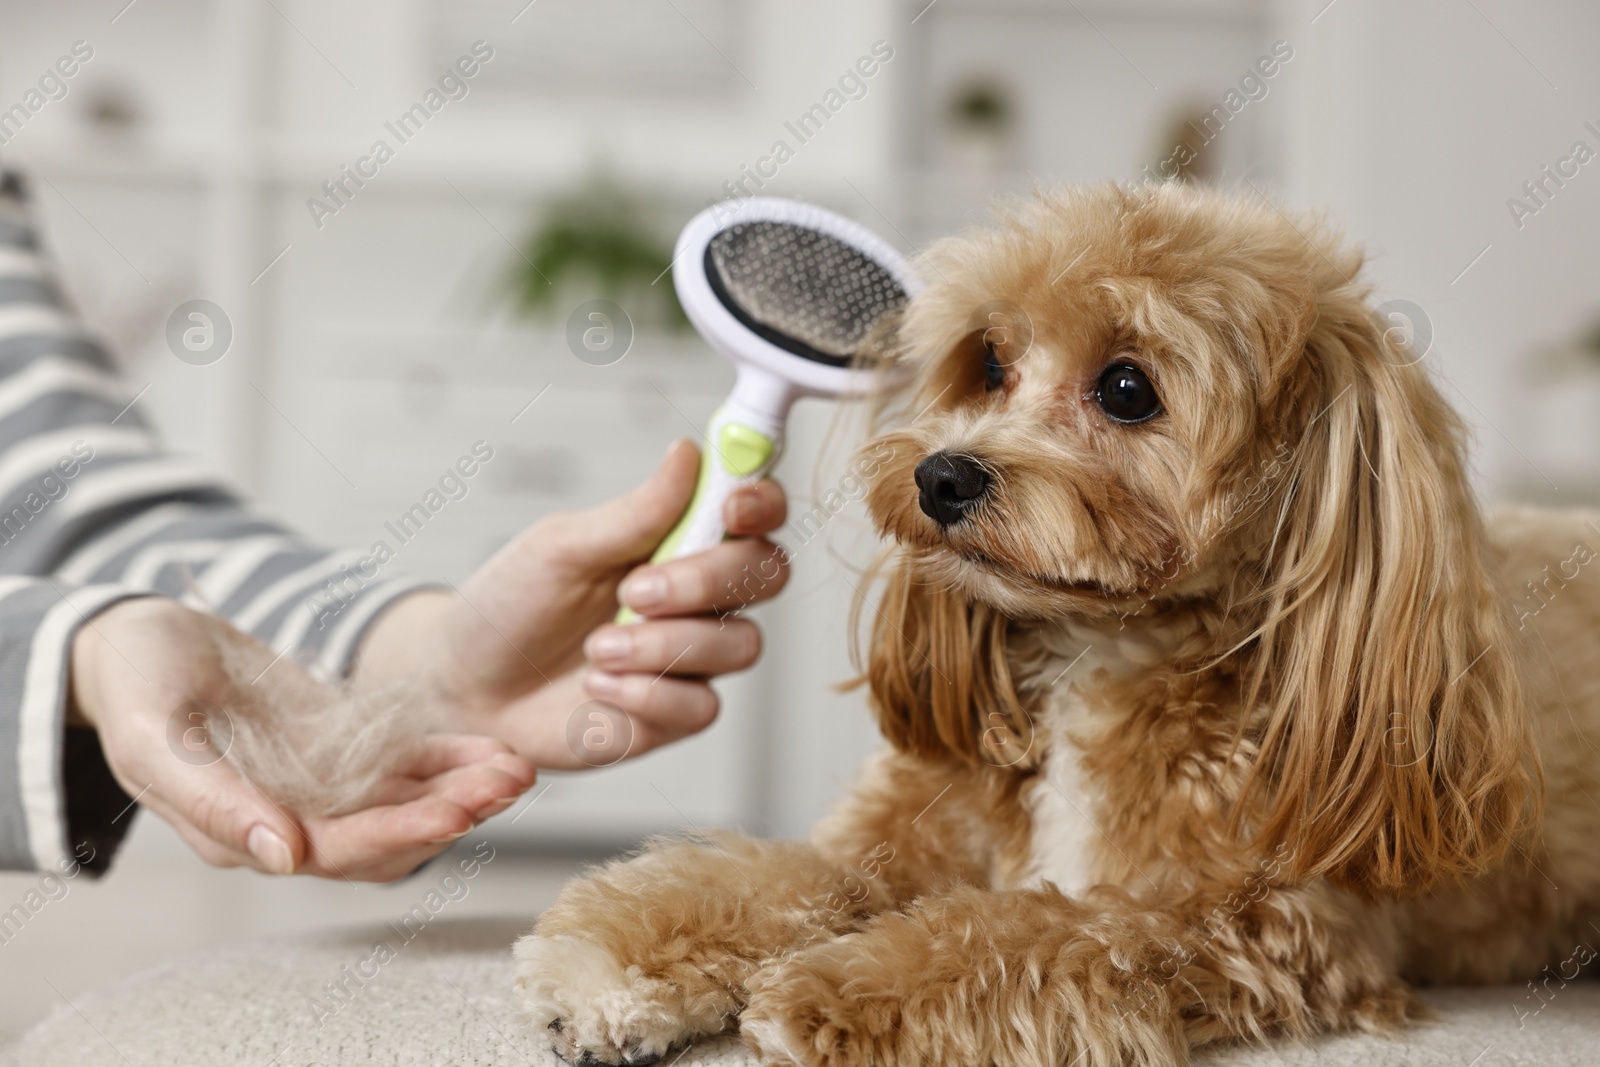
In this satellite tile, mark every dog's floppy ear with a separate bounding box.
[1241,290,1539,893]
[858,553,1037,771]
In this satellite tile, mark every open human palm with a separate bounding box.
[72,597,533,881]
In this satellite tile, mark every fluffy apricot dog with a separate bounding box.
[514,183,1599,1066]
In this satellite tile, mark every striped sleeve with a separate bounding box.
[0,169,435,873]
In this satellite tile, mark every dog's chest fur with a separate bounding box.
[1009,626,1175,897]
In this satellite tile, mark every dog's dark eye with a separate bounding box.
[1096,364,1161,423]
[983,341,1005,391]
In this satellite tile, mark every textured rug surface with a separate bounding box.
[4,917,1595,1066]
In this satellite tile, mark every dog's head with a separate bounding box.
[860,183,1536,892]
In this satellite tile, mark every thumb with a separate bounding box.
[158,760,307,875]
[568,438,702,563]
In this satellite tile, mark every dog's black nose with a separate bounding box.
[915,452,991,527]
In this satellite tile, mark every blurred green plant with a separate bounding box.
[948,81,1013,132]
[506,177,688,331]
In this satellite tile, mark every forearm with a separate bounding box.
[347,587,453,688]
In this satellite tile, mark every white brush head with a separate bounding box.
[673,197,920,410]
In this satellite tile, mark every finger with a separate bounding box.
[537,439,701,566]
[149,761,306,875]
[617,537,789,617]
[723,479,787,536]
[301,795,478,876]
[297,753,534,878]
[582,670,719,744]
[390,757,534,819]
[402,733,536,787]
[584,617,761,678]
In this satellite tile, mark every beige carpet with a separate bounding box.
[4,918,1595,1066]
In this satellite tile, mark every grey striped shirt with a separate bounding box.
[0,170,429,875]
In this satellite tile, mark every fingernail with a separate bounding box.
[586,629,632,664]
[586,670,622,698]
[475,797,515,819]
[247,824,295,876]
[621,572,668,610]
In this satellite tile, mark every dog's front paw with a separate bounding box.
[740,897,1189,1067]
[740,935,912,1067]
[514,934,729,1065]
